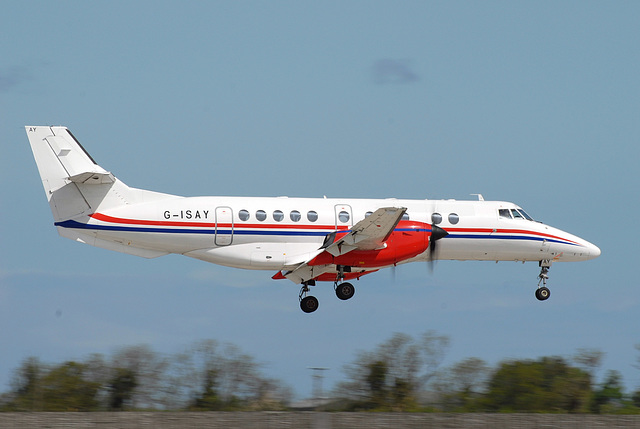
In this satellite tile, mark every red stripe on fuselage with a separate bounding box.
[89,213,574,244]
[90,212,347,231]
[445,227,579,245]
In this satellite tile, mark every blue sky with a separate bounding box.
[1,1,639,399]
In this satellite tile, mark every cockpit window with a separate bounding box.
[517,209,534,221]
[501,208,534,221]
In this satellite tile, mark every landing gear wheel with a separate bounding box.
[300,296,319,313]
[335,282,355,300]
[535,287,550,301]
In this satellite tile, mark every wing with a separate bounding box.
[275,207,406,284]
[324,207,406,256]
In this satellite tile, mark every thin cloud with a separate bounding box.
[372,59,420,84]
[0,65,32,92]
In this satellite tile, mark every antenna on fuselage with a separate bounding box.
[471,194,485,201]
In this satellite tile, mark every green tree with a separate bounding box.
[336,331,449,411]
[39,361,101,411]
[632,389,640,408]
[366,360,389,409]
[3,357,44,411]
[110,345,168,409]
[182,340,290,410]
[433,357,489,411]
[591,370,624,413]
[190,369,221,410]
[108,368,137,410]
[481,357,591,413]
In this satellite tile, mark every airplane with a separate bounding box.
[26,126,600,313]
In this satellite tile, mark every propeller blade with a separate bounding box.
[427,225,448,273]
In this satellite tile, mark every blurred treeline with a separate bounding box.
[0,340,291,412]
[2,333,640,413]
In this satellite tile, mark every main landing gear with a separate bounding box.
[299,281,319,313]
[299,268,357,313]
[535,260,551,301]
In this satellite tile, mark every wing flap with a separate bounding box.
[280,263,334,285]
[325,207,406,256]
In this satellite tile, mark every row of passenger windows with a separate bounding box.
[238,209,533,223]
[236,210,412,223]
[239,208,533,224]
[239,209,321,223]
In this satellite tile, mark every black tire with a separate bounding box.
[335,282,356,300]
[300,296,319,313]
[536,287,550,301]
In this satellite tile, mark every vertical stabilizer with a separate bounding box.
[26,126,174,223]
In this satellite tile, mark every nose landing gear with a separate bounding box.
[536,261,551,301]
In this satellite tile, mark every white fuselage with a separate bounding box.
[56,194,600,277]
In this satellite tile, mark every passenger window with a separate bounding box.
[290,210,301,222]
[511,209,524,219]
[307,211,318,222]
[499,209,511,219]
[256,210,267,221]
[402,213,410,221]
[365,211,373,217]
[431,213,442,225]
[273,210,284,222]
[338,211,350,223]
[238,209,250,221]
[448,213,459,224]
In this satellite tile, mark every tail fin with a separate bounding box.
[25,126,171,223]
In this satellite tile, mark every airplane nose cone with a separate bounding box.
[578,238,601,260]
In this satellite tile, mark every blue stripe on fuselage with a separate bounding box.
[448,233,578,246]
[54,221,575,246]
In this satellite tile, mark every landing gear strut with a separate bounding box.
[299,281,318,313]
[535,261,551,301]
[334,265,356,301]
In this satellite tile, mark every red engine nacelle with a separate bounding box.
[309,221,431,269]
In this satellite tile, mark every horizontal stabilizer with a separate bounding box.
[67,171,115,184]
